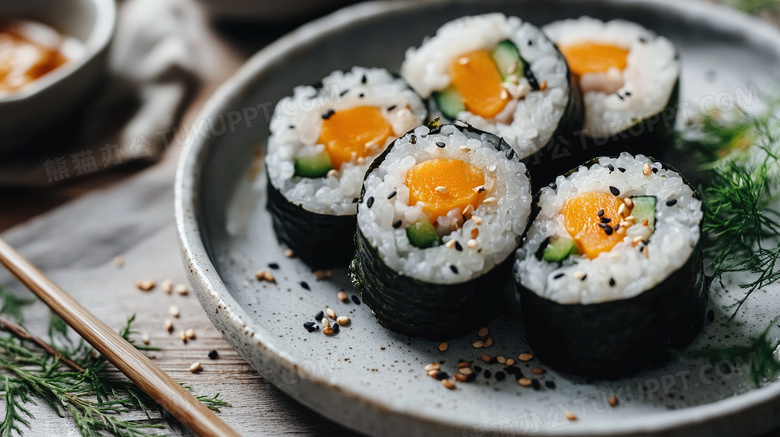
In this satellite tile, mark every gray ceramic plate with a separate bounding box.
[175,1,780,435]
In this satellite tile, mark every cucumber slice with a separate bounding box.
[294,150,333,178]
[406,220,440,248]
[492,40,525,80]
[433,86,466,119]
[543,236,579,262]
[631,196,656,231]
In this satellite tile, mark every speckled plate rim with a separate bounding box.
[175,1,780,435]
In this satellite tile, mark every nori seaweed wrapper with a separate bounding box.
[514,155,707,379]
[266,174,356,269]
[350,123,525,339]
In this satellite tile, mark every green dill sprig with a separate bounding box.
[681,105,780,320]
[0,288,229,436]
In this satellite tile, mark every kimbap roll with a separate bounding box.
[514,153,706,378]
[400,13,583,186]
[544,18,680,157]
[351,123,532,339]
[266,67,426,268]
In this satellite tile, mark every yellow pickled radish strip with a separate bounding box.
[558,42,629,77]
[318,106,392,170]
[562,191,625,259]
[450,50,509,119]
[406,158,486,223]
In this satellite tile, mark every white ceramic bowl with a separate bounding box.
[0,0,115,154]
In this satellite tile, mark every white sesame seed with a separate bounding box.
[458,367,473,375]
[457,361,472,368]
[435,186,448,194]
[623,198,634,209]
[445,239,457,249]
[505,359,515,366]
[314,269,332,279]
[255,270,268,280]
[488,165,497,172]
[463,204,474,215]
[480,354,491,362]
[425,363,440,372]
[643,163,652,176]
[573,271,586,280]
[471,217,482,225]
[189,362,202,373]
[357,157,366,165]
[618,204,627,217]
[113,256,124,268]
[323,326,335,336]
[336,316,350,325]
[428,369,439,378]
[484,337,493,347]
[458,57,469,65]
[496,356,506,364]
[438,342,448,352]
[141,333,150,345]
[442,379,456,390]
[500,89,509,100]
[624,215,635,223]
[162,279,173,294]
[483,197,497,204]
[518,353,533,362]
[507,62,517,75]
[321,318,330,328]
[179,330,187,343]
[337,291,348,302]
[459,146,471,152]
[175,284,188,296]
[165,319,173,333]
[185,329,196,340]
[327,169,337,178]
[478,327,489,337]
[467,239,478,249]
[169,306,180,318]
[609,395,619,407]
[472,340,484,348]
[564,411,577,421]
[284,249,294,258]
[136,280,155,292]
[326,308,336,320]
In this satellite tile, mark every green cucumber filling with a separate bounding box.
[492,40,525,79]
[294,150,333,178]
[434,87,466,119]
[630,196,656,232]
[543,236,579,262]
[406,220,440,248]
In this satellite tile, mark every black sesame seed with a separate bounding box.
[600,217,612,224]
[618,167,626,173]
[208,350,219,360]
[303,321,315,329]
[484,370,492,378]
[549,182,557,190]
[608,164,615,172]
[268,263,280,270]
[288,125,295,129]
[639,37,648,43]
[609,278,616,287]
[367,196,375,208]
[332,323,340,334]
[474,365,483,373]
[450,265,459,274]
[387,105,396,111]
[545,380,556,389]
[393,220,402,229]
[410,134,417,144]
[465,372,477,382]
[504,366,520,375]
[436,141,446,148]
[361,74,367,84]
[358,93,365,98]
[352,197,359,203]
[609,186,620,196]
[489,356,498,364]
[617,93,624,100]
[580,274,588,281]
[315,310,324,320]
[707,309,715,321]
[478,187,486,193]
[300,281,310,291]
[429,127,441,135]
[531,379,541,390]
[309,325,318,332]
[599,223,609,230]
[666,199,678,206]
[506,149,515,160]
[435,371,449,380]
[322,109,335,120]
[351,295,361,305]
[528,40,533,46]
[615,224,620,231]
[462,214,467,222]
[388,191,397,199]
[598,209,604,217]
[495,371,506,381]
[454,241,463,251]
[604,226,613,236]
[340,89,349,97]
[652,167,658,173]
[625,91,632,96]
[553,273,564,279]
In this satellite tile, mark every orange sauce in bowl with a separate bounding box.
[0,20,77,96]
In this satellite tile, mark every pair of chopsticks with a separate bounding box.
[0,237,241,437]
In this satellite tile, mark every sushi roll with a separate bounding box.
[265,67,426,268]
[351,123,532,339]
[513,153,706,378]
[400,13,583,186]
[544,18,680,157]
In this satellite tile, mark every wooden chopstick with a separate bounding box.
[0,238,241,437]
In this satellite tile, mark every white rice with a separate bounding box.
[543,17,679,139]
[358,124,532,284]
[265,67,426,215]
[400,13,571,159]
[514,153,702,304]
